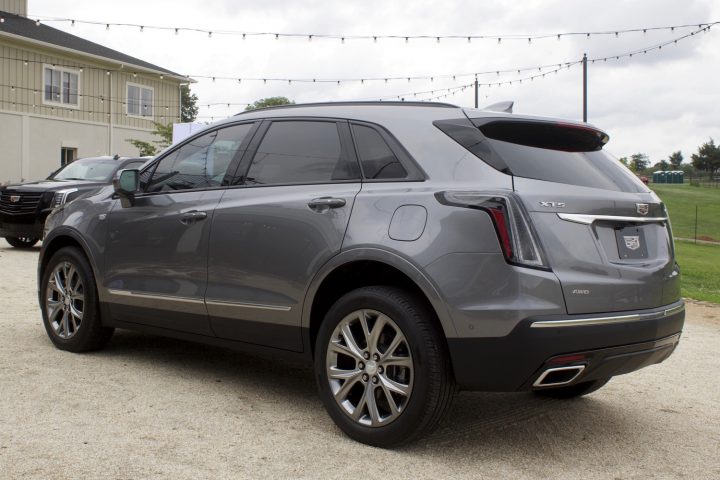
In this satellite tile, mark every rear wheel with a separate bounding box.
[40,247,113,352]
[534,377,610,399]
[6,236,39,248]
[315,286,454,448]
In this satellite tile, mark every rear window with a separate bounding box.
[435,117,646,193]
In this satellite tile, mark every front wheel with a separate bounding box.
[40,247,113,352]
[6,236,39,248]
[315,286,454,448]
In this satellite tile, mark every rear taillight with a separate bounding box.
[436,191,550,270]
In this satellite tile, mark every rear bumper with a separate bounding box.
[448,300,685,391]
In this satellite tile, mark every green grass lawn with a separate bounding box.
[675,240,720,304]
[651,184,720,241]
[649,184,720,303]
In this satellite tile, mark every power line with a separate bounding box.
[19,15,718,43]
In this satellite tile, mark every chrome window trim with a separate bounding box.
[557,213,668,225]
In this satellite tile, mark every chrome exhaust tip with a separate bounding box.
[533,365,586,388]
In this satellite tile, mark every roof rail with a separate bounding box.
[235,101,458,115]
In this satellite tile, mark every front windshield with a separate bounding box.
[52,158,119,182]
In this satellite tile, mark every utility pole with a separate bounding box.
[474,77,479,108]
[582,53,588,122]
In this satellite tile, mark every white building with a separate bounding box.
[0,0,191,183]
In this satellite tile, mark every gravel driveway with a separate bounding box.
[1,243,719,479]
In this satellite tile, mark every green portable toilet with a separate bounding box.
[652,171,659,183]
[657,171,666,184]
[677,170,684,184]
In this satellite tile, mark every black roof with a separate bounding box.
[0,11,182,77]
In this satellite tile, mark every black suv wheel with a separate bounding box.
[6,236,39,248]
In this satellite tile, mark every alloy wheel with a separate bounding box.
[325,309,414,427]
[45,261,85,339]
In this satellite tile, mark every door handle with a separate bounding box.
[179,210,208,224]
[307,197,346,212]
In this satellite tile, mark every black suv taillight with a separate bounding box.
[436,191,550,270]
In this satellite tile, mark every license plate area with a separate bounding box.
[615,226,648,259]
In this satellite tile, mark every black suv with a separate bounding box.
[0,156,148,248]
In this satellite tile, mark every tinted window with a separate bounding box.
[245,121,358,185]
[485,138,645,193]
[436,117,645,192]
[145,123,252,192]
[352,125,407,179]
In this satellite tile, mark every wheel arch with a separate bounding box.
[40,228,100,286]
[302,248,457,356]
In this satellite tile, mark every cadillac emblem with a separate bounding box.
[636,203,650,215]
[10,195,21,203]
[624,235,641,251]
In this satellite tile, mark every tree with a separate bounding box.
[181,85,199,123]
[668,151,683,168]
[126,122,174,156]
[654,160,669,172]
[152,122,173,149]
[629,153,649,172]
[126,139,157,156]
[618,157,629,167]
[691,138,720,173]
[245,96,295,111]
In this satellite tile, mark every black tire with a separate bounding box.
[534,377,610,399]
[315,286,454,448]
[6,236,39,248]
[39,247,113,352]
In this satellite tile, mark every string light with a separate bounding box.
[1,20,705,87]
[0,24,710,98]
[21,16,719,44]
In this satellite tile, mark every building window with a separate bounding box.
[127,83,154,118]
[61,147,77,166]
[43,65,80,107]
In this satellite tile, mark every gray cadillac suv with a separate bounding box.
[38,102,684,447]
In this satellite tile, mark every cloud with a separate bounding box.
[27,0,720,161]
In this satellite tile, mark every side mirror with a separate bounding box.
[113,169,139,207]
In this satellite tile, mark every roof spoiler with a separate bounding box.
[482,101,514,114]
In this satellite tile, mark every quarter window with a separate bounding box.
[245,121,358,185]
[44,66,79,107]
[351,124,408,179]
[127,83,154,117]
[145,123,253,192]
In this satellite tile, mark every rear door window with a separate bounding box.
[245,121,359,184]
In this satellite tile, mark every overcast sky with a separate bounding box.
[28,0,720,163]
